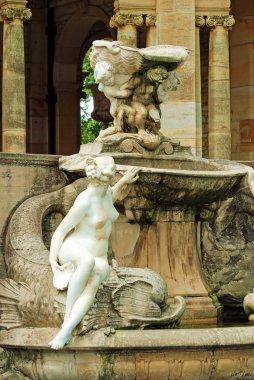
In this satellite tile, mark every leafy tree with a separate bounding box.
[80,48,103,143]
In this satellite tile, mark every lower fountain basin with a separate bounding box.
[2,327,254,380]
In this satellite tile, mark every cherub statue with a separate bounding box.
[90,40,188,141]
[48,156,139,349]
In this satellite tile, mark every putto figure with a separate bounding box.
[49,156,139,349]
[90,40,188,144]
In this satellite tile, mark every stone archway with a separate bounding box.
[53,6,114,155]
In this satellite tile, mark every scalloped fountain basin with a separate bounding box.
[113,155,248,206]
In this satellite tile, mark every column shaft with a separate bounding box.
[207,15,235,159]
[110,14,143,48]
[2,18,26,152]
[146,15,156,46]
[1,6,31,153]
[117,23,137,47]
[195,16,205,157]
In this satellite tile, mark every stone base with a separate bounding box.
[1,327,254,379]
[180,296,217,325]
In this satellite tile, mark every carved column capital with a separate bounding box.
[110,13,144,28]
[195,16,205,28]
[146,14,156,27]
[206,15,235,29]
[1,7,32,22]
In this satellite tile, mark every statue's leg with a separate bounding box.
[49,271,102,350]
[63,254,95,324]
[58,241,96,324]
[49,259,109,350]
[132,102,147,130]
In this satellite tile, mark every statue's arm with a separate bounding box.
[104,85,132,99]
[120,76,141,91]
[112,167,139,203]
[49,195,89,268]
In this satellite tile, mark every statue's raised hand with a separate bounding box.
[120,167,140,185]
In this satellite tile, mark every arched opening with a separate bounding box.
[53,6,115,155]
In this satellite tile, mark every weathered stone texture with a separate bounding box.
[0,153,67,259]
[2,20,26,152]
[157,0,197,154]
[2,327,254,379]
[201,182,254,307]
[230,0,254,161]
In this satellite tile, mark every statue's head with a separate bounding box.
[145,65,168,84]
[94,61,115,86]
[85,156,116,183]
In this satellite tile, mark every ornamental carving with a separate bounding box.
[110,13,144,28]
[195,15,205,28]
[206,15,235,29]
[146,14,156,27]
[1,7,32,21]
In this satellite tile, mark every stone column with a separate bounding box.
[55,82,81,155]
[1,4,32,153]
[146,14,156,46]
[206,15,235,159]
[195,16,205,157]
[109,13,143,48]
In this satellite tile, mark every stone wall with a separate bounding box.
[0,153,67,278]
[230,0,254,161]
[158,0,197,155]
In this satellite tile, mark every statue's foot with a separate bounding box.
[49,330,71,350]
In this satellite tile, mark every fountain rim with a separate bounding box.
[1,327,254,351]
[115,163,248,178]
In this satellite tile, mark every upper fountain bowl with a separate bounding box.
[114,155,248,206]
[60,152,249,207]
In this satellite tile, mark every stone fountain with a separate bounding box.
[1,40,254,379]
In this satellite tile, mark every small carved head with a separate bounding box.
[85,156,116,182]
[94,61,115,86]
[145,65,168,84]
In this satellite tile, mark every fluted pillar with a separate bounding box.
[206,15,235,159]
[0,3,31,153]
[110,13,143,48]
[195,16,205,157]
[146,14,156,46]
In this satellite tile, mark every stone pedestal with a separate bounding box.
[143,209,216,323]
[111,208,217,323]
[1,5,31,153]
[207,15,235,159]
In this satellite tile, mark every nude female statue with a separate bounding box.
[48,156,139,349]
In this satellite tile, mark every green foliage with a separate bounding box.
[81,118,102,144]
[80,48,102,144]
